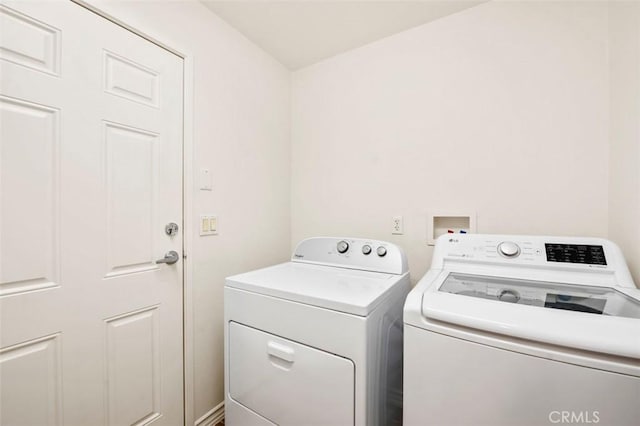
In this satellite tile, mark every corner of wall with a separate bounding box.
[607,1,640,286]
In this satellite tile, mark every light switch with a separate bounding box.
[201,216,210,233]
[200,168,212,191]
[199,215,218,236]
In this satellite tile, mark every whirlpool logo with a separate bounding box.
[548,411,600,424]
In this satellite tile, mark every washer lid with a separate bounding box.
[225,262,406,316]
[439,273,640,318]
[419,272,640,359]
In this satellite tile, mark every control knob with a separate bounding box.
[337,240,349,254]
[362,245,372,255]
[498,241,520,258]
[376,246,387,257]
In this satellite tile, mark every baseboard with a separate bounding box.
[194,401,224,426]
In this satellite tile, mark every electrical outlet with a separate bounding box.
[392,216,403,235]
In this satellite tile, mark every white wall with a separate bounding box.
[291,0,611,282]
[83,0,291,422]
[608,1,640,285]
[71,0,640,420]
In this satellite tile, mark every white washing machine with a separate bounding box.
[225,237,410,426]
[404,234,640,426]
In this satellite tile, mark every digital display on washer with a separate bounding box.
[545,244,607,265]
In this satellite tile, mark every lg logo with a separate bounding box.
[549,411,600,424]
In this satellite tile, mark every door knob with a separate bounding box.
[156,251,179,265]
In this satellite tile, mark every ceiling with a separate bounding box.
[200,1,485,70]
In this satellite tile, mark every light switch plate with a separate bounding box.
[200,215,218,236]
[200,168,212,191]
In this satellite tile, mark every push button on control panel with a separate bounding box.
[498,241,520,258]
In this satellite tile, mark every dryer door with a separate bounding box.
[229,322,355,426]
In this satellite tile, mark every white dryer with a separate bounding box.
[404,234,640,426]
[225,237,410,426]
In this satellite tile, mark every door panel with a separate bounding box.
[0,1,184,424]
[0,334,62,426]
[104,50,159,107]
[0,5,60,75]
[0,96,59,296]
[104,121,159,278]
[105,307,160,426]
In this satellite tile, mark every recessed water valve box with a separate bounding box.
[427,212,476,245]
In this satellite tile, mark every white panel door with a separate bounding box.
[0,1,184,425]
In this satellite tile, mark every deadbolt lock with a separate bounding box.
[165,222,179,236]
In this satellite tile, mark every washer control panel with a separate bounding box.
[433,235,617,267]
[428,234,636,289]
[292,237,408,275]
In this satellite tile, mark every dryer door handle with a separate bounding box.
[267,341,295,363]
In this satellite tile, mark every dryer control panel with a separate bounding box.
[292,237,408,275]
